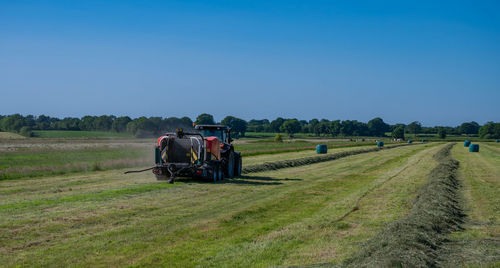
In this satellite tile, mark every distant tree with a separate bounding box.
[24,115,36,128]
[340,120,369,136]
[111,116,132,132]
[367,117,390,137]
[79,116,97,131]
[405,121,422,137]
[54,117,81,130]
[0,114,26,132]
[494,124,500,139]
[280,119,301,138]
[309,119,320,136]
[300,123,310,134]
[479,122,500,139]
[340,120,355,136]
[329,120,341,136]
[94,115,115,131]
[221,116,248,137]
[162,117,193,132]
[36,115,53,130]
[180,116,193,126]
[390,123,406,132]
[19,126,33,137]
[438,128,447,139]
[270,117,285,133]
[392,126,405,140]
[459,121,480,135]
[316,120,330,136]
[148,117,163,133]
[247,119,270,133]
[126,117,157,137]
[195,113,215,125]
[126,120,138,135]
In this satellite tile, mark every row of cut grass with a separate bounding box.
[444,143,500,266]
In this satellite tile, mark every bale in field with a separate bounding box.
[377,141,384,147]
[464,140,471,147]
[316,144,327,154]
[468,144,479,152]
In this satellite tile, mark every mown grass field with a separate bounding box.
[0,137,499,267]
[32,130,135,138]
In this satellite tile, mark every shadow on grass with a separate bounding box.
[175,175,301,186]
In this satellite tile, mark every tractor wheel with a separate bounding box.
[236,155,242,176]
[227,152,235,178]
[218,163,224,181]
[212,166,218,182]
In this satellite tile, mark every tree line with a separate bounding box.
[0,113,498,139]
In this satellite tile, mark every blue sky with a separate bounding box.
[1,0,499,126]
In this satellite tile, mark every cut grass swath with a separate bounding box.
[242,143,416,174]
[342,143,464,267]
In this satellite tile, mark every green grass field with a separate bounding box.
[32,130,134,138]
[0,137,499,267]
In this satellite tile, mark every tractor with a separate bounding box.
[152,125,242,183]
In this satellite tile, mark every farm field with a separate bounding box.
[0,137,378,180]
[0,138,499,267]
[32,130,135,139]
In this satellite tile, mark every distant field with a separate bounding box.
[0,132,25,139]
[235,140,388,157]
[32,130,134,138]
[0,139,152,180]
[0,147,151,180]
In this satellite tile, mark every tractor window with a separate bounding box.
[200,129,224,141]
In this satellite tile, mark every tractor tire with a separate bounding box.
[212,166,218,182]
[235,154,242,177]
[218,163,224,181]
[227,152,235,179]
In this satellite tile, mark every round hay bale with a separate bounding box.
[421,139,425,143]
[316,144,327,154]
[408,140,412,144]
[469,144,479,152]
[496,139,499,143]
[464,140,471,147]
[377,141,384,147]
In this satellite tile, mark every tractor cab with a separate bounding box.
[195,125,232,144]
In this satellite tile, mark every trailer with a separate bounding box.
[152,125,242,183]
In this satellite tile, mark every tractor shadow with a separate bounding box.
[225,175,302,185]
[176,175,302,186]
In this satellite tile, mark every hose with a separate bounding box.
[124,167,154,174]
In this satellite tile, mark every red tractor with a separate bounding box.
[152,125,242,183]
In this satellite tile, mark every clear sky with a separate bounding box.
[1,0,499,126]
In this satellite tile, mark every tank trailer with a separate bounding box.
[152,125,242,183]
